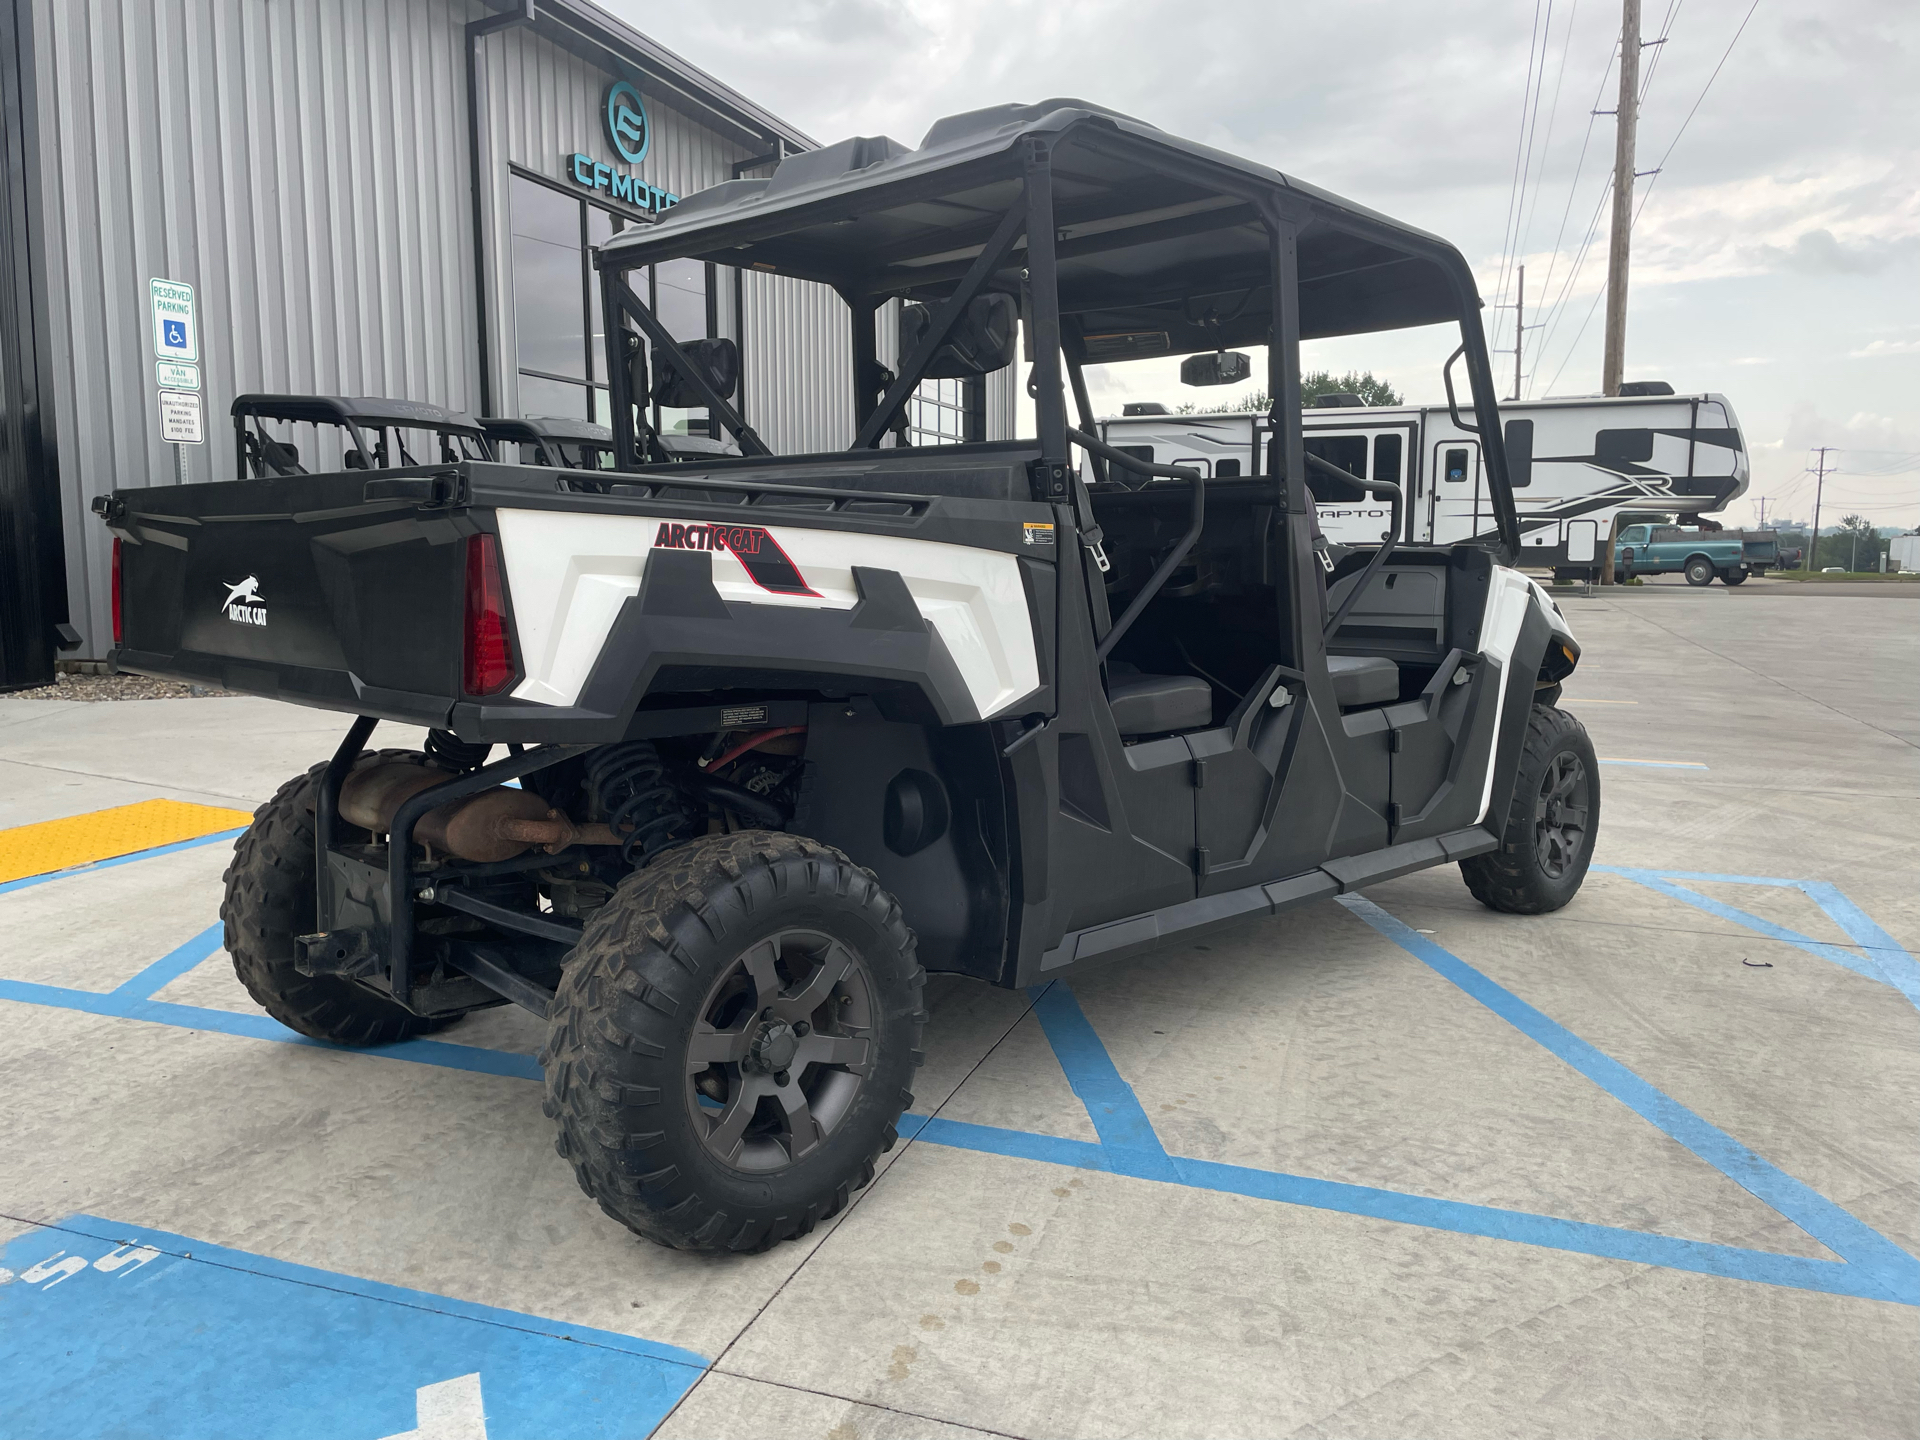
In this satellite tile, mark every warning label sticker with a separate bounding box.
[1022,522,1056,546]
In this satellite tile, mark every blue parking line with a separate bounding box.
[0,827,244,898]
[1597,865,1920,1012]
[1026,982,1177,1180]
[1337,894,1920,1302]
[112,922,227,998]
[4,858,1915,1307]
[0,976,543,1081]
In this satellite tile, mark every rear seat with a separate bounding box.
[1327,654,1398,709]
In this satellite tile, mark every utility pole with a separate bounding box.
[1601,0,1641,397]
[1495,263,1540,401]
[1806,446,1832,571]
[1756,496,1767,529]
[1512,265,1524,399]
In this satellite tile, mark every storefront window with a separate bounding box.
[510,172,739,441]
[511,175,592,419]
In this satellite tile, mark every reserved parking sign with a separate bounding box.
[149,278,198,364]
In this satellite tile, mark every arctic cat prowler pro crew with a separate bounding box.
[97,100,1597,1254]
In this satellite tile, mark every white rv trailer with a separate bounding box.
[1092,389,1748,576]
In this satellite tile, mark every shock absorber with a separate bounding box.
[586,740,698,865]
[424,728,493,772]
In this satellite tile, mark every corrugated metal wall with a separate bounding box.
[740,271,853,455]
[40,0,1020,656]
[36,0,485,656]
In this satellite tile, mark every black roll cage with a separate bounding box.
[586,121,1521,565]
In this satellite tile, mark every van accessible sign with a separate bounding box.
[567,80,678,214]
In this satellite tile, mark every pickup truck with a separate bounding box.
[1615,524,1750,586]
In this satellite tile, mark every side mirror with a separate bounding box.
[652,337,739,408]
[1179,350,1252,387]
[899,292,1018,378]
[622,331,647,409]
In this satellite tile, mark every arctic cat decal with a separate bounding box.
[220,575,267,627]
[652,521,819,596]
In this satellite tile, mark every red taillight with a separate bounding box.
[111,538,124,645]
[463,533,515,695]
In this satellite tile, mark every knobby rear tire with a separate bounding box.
[542,829,925,1254]
[220,761,453,1045]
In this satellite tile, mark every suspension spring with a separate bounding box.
[585,740,697,865]
[424,728,494,772]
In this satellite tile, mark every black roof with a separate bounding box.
[233,394,488,437]
[598,99,1476,352]
[481,415,615,445]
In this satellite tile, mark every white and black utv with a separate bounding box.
[96,100,1596,1254]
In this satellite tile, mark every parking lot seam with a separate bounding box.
[1606,602,1918,751]
[655,984,1053,1438]
[703,1366,1037,1440]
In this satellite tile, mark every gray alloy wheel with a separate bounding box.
[685,928,878,1172]
[1532,750,1591,881]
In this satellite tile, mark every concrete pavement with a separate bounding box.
[0,587,1914,1438]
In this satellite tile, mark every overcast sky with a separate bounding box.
[613,0,1920,528]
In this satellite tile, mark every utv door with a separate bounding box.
[1428,439,1485,544]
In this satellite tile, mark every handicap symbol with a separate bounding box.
[163,320,187,348]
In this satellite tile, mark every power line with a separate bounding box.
[1633,0,1761,225]
[1530,41,1617,329]
[1512,0,1584,312]
[1638,0,1682,101]
[1534,0,1756,396]
[1494,0,1552,314]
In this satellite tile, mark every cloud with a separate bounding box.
[1770,228,1920,275]
[1849,338,1920,358]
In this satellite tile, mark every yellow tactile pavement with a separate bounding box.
[0,799,254,884]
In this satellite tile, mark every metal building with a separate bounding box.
[0,0,1014,686]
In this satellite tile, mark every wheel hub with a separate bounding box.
[744,1018,800,1075]
[1533,751,1591,880]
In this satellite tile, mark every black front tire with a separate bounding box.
[1461,704,1600,915]
[1684,556,1716,586]
[220,763,453,1044]
[542,830,925,1253]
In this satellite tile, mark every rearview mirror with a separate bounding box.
[1180,351,1252,387]
[899,292,1018,378]
[652,337,740,408]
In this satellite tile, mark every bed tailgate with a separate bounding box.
[96,470,476,726]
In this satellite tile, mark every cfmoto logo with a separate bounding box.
[604,80,649,165]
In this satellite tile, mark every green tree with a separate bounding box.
[1172,369,1404,416]
[1817,514,1886,572]
[1301,369,1403,407]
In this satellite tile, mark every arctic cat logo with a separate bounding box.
[655,521,764,556]
[220,575,267,626]
[652,521,819,597]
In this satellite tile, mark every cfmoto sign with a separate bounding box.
[566,79,678,213]
[604,80,649,164]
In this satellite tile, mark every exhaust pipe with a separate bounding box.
[339,759,624,863]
